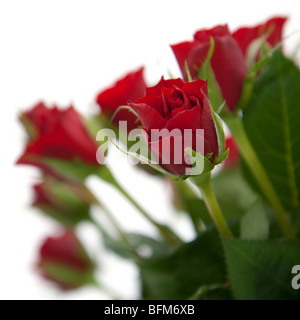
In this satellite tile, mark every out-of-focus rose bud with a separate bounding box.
[17,102,101,181]
[37,230,95,290]
[96,67,146,131]
[33,178,96,226]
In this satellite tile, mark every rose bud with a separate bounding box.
[37,230,95,290]
[232,17,287,58]
[96,67,146,130]
[171,18,287,112]
[129,77,220,176]
[171,25,247,111]
[223,137,239,169]
[17,102,101,180]
[33,178,96,226]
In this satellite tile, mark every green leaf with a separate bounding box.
[210,106,226,155]
[102,236,139,260]
[128,233,171,260]
[103,233,170,261]
[240,200,270,240]
[185,61,193,82]
[185,147,214,179]
[223,238,300,300]
[140,225,236,300]
[243,49,300,212]
[236,47,272,110]
[213,149,229,166]
[197,37,224,111]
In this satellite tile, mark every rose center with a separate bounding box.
[168,98,184,110]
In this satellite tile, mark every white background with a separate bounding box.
[0,0,299,300]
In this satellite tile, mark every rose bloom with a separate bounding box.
[171,17,287,111]
[17,102,100,178]
[96,67,146,130]
[129,77,219,175]
[37,230,95,289]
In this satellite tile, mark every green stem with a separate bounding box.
[191,173,233,238]
[226,115,296,239]
[81,184,128,242]
[89,216,110,238]
[90,206,143,264]
[116,182,182,246]
[90,203,129,245]
[98,166,182,246]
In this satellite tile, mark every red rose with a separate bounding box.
[223,137,239,169]
[233,17,287,57]
[171,25,247,111]
[33,178,94,226]
[96,67,146,130]
[171,17,287,112]
[17,102,100,178]
[129,77,219,175]
[37,230,95,289]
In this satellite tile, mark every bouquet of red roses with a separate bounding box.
[17,16,300,300]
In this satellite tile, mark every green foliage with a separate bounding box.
[210,106,226,156]
[140,225,236,300]
[243,50,300,213]
[223,238,300,300]
[240,200,270,240]
[103,233,170,261]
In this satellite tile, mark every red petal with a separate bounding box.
[194,25,231,41]
[165,104,201,132]
[146,77,184,95]
[233,16,287,56]
[199,95,219,158]
[181,79,207,100]
[211,35,247,111]
[96,67,146,128]
[133,95,164,116]
[148,134,190,175]
[129,102,167,131]
[170,42,203,81]
[39,230,91,274]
